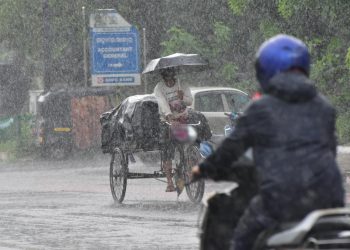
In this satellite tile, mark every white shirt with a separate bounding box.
[153,80,193,120]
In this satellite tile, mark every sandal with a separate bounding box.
[166,185,176,192]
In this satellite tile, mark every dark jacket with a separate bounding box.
[199,72,344,220]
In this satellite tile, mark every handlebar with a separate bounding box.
[164,121,201,126]
[225,111,243,121]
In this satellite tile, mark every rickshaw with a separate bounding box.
[103,53,209,203]
[102,94,209,203]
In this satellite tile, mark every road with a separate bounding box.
[0,148,349,250]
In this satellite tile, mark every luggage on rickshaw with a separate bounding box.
[100,94,160,153]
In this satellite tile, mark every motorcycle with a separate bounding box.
[197,164,350,249]
[196,112,350,249]
[197,111,257,249]
[197,160,257,250]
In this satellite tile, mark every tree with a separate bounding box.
[1,1,350,141]
[159,0,350,141]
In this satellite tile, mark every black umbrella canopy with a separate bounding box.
[142,53,208,74]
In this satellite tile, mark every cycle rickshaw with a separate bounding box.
[101,94,210,203]
[101,53,209,203]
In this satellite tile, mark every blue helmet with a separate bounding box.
[255,34,310,90]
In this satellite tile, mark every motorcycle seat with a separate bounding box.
[266,208,350,247]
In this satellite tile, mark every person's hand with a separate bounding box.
[165,114,175,122]
[191,165,201,182]
[177,90,184,100]
[179,100,186,110]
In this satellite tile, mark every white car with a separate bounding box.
[190,87,250,135]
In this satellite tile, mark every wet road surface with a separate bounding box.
[0,148,349,249]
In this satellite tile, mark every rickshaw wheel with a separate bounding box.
[184,145,205,203]
[109,148,128,203]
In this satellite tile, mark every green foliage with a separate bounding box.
[259,20,280,39]
[0,1,41,57]
[161,22,240,86]
[17,114,36,155]
[213,22,231,47]
[0,0,120,86]
[220,63,238,81]
[227,0,247,15]
[212,22,232,58]
[346,48,350,69]
[305,37,322,55]
[0,140,17,161]
[1,1,350,142]
[311,38,345,94]
[337,112,350,144]
[160,27,205,56]
[0,140,16,152]
[0,114,36,158]
[233,79,256,94]
[277,0,294,19]
[159,0,350,142]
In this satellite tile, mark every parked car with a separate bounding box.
[190,87,250,135]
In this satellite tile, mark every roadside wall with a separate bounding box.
[71,96,111,150]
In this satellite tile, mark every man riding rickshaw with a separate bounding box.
[103,53,209,203]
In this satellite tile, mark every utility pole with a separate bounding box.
[43,0,52,92]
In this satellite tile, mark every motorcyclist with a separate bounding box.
[192,34,345,250]
[154,68,193,192]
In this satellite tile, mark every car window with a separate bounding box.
[195,92,224,112]
[224,92,250,112]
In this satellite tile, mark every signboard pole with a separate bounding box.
[42,0,52,92]
[142,27,147,93]
[82,6,89,87]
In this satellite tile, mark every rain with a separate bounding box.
[1,1,350,249]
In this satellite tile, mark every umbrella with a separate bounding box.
[142,53,208,74]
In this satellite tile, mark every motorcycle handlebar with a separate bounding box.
[164,121,201,126]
